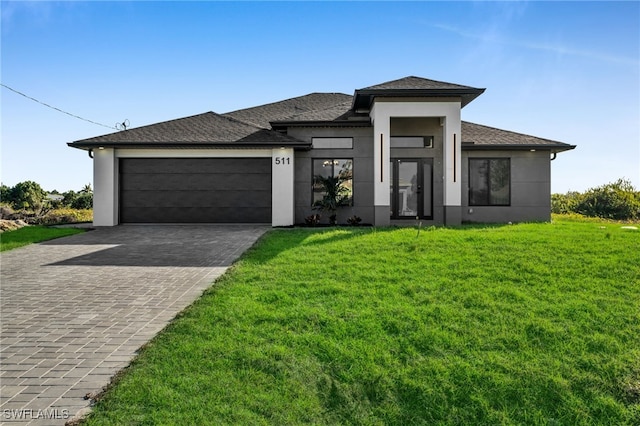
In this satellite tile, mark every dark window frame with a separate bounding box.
[468,158,511,206]
[311,158,354,207]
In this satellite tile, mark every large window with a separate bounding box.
[469,158,510,206]
[312,159,353,205]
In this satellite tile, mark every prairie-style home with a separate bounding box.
[68,76,575,226]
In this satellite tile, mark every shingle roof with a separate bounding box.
[461,121,575,152]
[67,76,573,152]
[224,93,353,129]
[68,112,308,148]
[353,76,485,109]
[361,76,478,91]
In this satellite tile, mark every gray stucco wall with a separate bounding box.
[291,127,375,225]
[291,118,446,226]
[461,150,552,223]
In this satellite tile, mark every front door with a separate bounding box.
[390,158,433,220]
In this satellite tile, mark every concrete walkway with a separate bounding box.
[0,225,268,425]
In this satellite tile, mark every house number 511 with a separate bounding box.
[274,157,291,165]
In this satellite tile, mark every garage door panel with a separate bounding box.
[121,158,271,174]
[122,207,272,223]
[121,173,271,191]
[121,190,271,208]
[120,158,272,223]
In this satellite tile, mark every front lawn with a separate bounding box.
[84,218,639,425]
[0,226,84,252]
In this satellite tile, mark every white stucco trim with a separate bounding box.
[93,148,118,226]
[93,148,294,226]
[370,101,462,223]
[115,148,272,158]
[271,148,295,226]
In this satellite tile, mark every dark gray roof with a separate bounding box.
[68,76,573,152]
[353,76,485,109]
[224,93,353,129]
[68,112,308,149]
[361,76,477,91]
[461,121,575,152]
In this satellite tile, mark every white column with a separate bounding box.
[271,148,295,226]
[442,111,462,210]
[93,148,118,226]
[371,104,391,224]
[370,100,463,225]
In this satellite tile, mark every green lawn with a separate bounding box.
[84,218,639,425]
[0,226,84,252]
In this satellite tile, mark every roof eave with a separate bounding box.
[462,143,576,153]
[270,119,371,129]
[352,88,486,110]
[67,141,312,150]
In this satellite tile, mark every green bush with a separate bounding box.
[564,179,640,220]
[40,208,93,225]
[552,179,640,221]
[576,179,640,220]
[551,191,583,214]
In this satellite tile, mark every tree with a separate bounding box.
[575,179,640,220]
[0,184,11,204]
[71,192,93,209]
[7,181,47,210]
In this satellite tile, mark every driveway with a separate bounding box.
[0,225,268,425]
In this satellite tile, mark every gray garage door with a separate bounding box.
[119,158,271,223]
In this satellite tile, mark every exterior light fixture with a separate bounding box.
[98,146,105,150]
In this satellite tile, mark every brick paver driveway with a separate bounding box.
[0,225,268,425]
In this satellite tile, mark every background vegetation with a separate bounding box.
[1,180,93,225]
[552,178,640,221]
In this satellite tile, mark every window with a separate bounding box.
[390,136,433,148]
[312,159,353,205]
[312,137,353,149]
[469,158,510,206]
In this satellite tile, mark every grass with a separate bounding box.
[0,226,84,252]
[84,217,639,425]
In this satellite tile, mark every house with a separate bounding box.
[68,76,575,227]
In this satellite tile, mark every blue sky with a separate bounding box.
[2,1,638,193]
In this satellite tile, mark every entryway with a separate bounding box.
[390,158,433,219]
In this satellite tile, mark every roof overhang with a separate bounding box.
[67,141,312,151]
[352,88,486,110]
[462,142,576,153]
[270,119,371,130]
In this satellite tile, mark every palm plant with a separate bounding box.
[312,174,351,225]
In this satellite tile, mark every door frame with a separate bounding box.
[390,158,434,220]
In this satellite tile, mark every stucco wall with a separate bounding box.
[290,127,374,225]
[461,150,552,223]
[290,118,448,226]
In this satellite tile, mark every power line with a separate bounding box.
[1,83,117,130]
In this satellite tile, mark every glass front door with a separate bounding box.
[390,159,433,219]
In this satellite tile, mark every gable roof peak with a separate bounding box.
[360,75,481,91]
[354,75,485,108]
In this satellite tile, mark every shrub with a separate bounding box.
[551,191,583,214]
[575,179,640,220]
[39,208,93,225]
[71,192,93,209]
